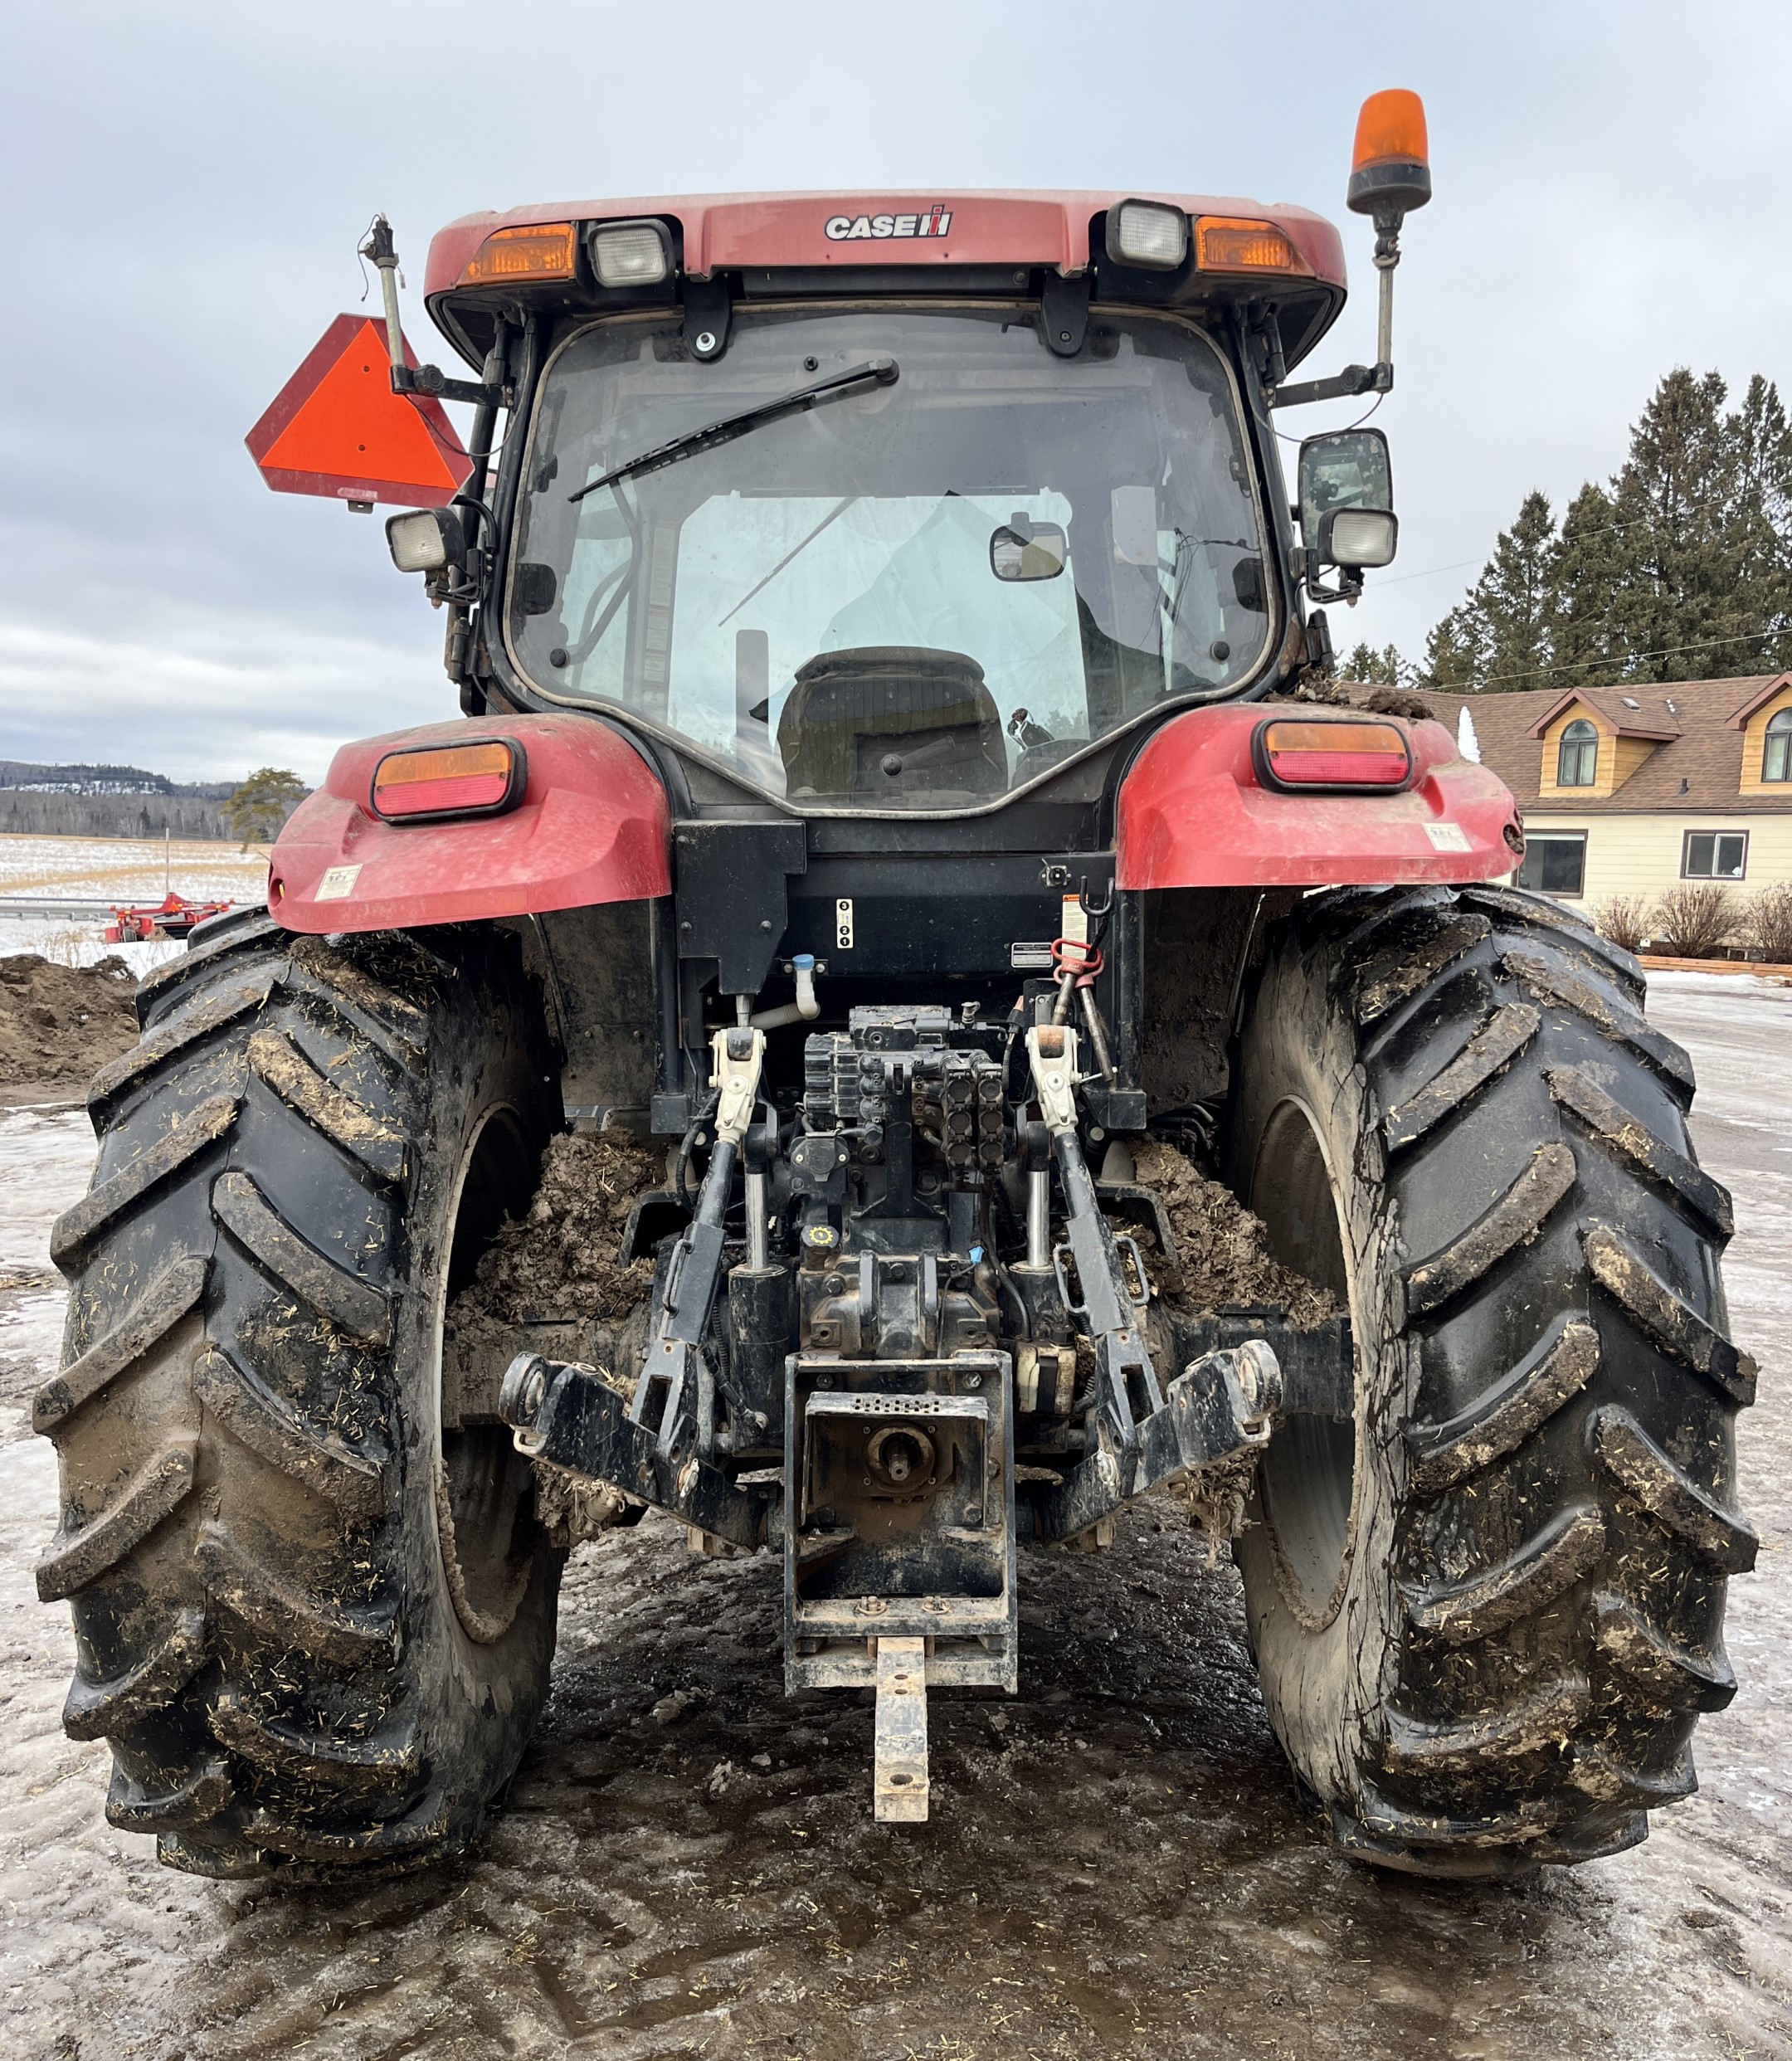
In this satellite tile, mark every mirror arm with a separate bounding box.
[1270,206,1405,411]
[1269,361,1392,411]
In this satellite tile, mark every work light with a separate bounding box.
[1106,201,1188,270]
[385,506,463,574]
[590,221,673,288]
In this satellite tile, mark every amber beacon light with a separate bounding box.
[1348,89,1432,220]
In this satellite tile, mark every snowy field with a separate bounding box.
[0,832,269,904]
[0,833,269,971]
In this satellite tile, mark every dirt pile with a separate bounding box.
[0,953,139,1098]
[1132,1136,1340,1328]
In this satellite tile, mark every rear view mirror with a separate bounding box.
[1298,427,1395,565]
[990,517,1067,582]
[1298,426,1395,590]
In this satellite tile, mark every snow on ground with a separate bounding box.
[0,833,267,907]
[0,832,269,969]
[0,915,183,975]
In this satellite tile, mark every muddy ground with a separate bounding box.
[0,956,139,1100]
[1,972,1788,2059]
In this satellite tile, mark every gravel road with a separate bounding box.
[2,972,1787,2060]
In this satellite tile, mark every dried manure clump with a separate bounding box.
[1132,1137,1340,1328]
[1132,1138,1342,1552]
[446,1130,664,1547]
[449,1130,660,1352]
[0,953,139,1098]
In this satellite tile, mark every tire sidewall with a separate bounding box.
[1229,921,1409,1812]
[392,947,565,1814]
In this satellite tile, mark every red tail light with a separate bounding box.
[372,739,525,821]
[1254,717,1411,792]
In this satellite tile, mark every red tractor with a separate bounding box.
[38,93,1755,1882]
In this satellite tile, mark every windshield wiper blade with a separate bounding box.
[569,357,899,504]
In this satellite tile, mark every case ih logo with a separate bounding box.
[824,207,952,242]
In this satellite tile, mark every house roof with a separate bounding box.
[1520,685,1683,743]
[1349,674,1792,816]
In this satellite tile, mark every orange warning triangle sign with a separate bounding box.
[246,314,471,508]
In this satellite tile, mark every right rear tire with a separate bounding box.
[1228,884,1756,1875]
[37,913,564,1878]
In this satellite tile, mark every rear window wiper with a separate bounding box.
[569,357,899,504]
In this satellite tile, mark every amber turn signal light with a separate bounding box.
[1193,217,1311,277]
[458,222,577,286]
[372,739,526,821]
[1254,718,1411,791]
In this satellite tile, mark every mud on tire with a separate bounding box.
[1228,884,1756,1876]
[35,909,565,1878]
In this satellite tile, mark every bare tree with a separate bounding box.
[1649,885,1736,957]
[1743,882,1792,964]
[1593,896,1651,953]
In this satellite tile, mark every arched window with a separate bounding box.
[1556,718,1598,787]
[1765,706,1792,783]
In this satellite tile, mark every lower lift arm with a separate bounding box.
[499,1026,768,1549]
[1025,1024,1274,1543]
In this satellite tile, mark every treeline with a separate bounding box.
[0,759,238,840]
[1351,368,1792,693]
[0,790,235,840]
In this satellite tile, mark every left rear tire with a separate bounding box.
[37,914,564,1878]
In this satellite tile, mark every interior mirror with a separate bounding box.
[1298,428,1395,568]
[990,515,1068,582]
[513,561,558,616]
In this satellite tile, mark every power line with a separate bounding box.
[1410,485,1780,601]
[1459,623,1792,692]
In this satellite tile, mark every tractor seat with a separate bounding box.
[777,646,1008,802]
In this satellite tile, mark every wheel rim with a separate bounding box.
[1249,1096,1358,1628]
[433,1103,541,1644]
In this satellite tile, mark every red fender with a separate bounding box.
[1115,706,1522,890]
[268,714,671,933]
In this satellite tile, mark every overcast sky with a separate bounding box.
[4,0,1788,783]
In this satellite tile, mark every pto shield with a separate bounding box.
[1116,705,1522,889]
[269,714,670,933]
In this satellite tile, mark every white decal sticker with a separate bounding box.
[1010,943,1054,970]
[315,864,363,900]
[835,897,855,949]
[824,206,952,242]
[1059,894,1088,948]
[1424,822,1472,853]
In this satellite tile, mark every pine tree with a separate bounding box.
[1424,368,1792,689]
[224,768,306,850]
[1424,491,1557,690]
[1549,483,1627,688]
[1340,641,1410,685]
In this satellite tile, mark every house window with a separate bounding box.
[1682,831,1748,879]
[1516,832,1587,896]
[1765,708,1792,782]
[1556,719,1599,787]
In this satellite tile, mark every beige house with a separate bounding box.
[1394,674,1792,911]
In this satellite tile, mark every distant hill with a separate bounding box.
[0,760,237,840]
